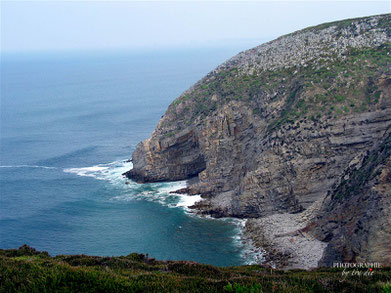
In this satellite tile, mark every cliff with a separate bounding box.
[311,132,391,266]
[244,133,391,269]
[125,14,391,267]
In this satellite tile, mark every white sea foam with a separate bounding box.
[176,194,202,208]
[64,166,109,178]
[230,219,266,265]
[115,180,202,212]
[0,165,57,169]
[63,161,133,181]
[63,160,202,210]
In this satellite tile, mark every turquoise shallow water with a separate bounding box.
[0,48,254,266]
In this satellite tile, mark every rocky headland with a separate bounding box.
[124,14,391,269]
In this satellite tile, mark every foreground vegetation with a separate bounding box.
[1,245,390,292]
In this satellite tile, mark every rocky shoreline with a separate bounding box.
[180,185,327,269]
[243,197,327,269]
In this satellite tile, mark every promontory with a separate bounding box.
[125,14,391,269]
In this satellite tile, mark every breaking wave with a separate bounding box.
[0,165,57,169]
[63,160,202,212]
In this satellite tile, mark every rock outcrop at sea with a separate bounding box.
[125,14,391,268]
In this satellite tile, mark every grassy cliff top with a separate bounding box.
[1,245,391,292]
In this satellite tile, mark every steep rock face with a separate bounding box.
[311,132,391,266]
[126,14,391,218]
[124,128,206,182]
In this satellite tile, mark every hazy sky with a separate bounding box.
[1,1,390,52]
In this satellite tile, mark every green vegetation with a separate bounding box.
[1,245,391,292]
[164,131,175,138]
[264,43,391,130]
[168,42,390,132]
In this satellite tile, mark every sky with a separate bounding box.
[1,1,390,53]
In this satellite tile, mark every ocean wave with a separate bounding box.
[229,219,266,265]
[0,165,57,169]
[63,160,132,180]
[63,160,202,211]
[63,166,110,179]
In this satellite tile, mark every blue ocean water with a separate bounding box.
[0,48,254,266]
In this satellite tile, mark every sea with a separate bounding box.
[0,47,260,266]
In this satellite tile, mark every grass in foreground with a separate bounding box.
[1,245,390,292]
